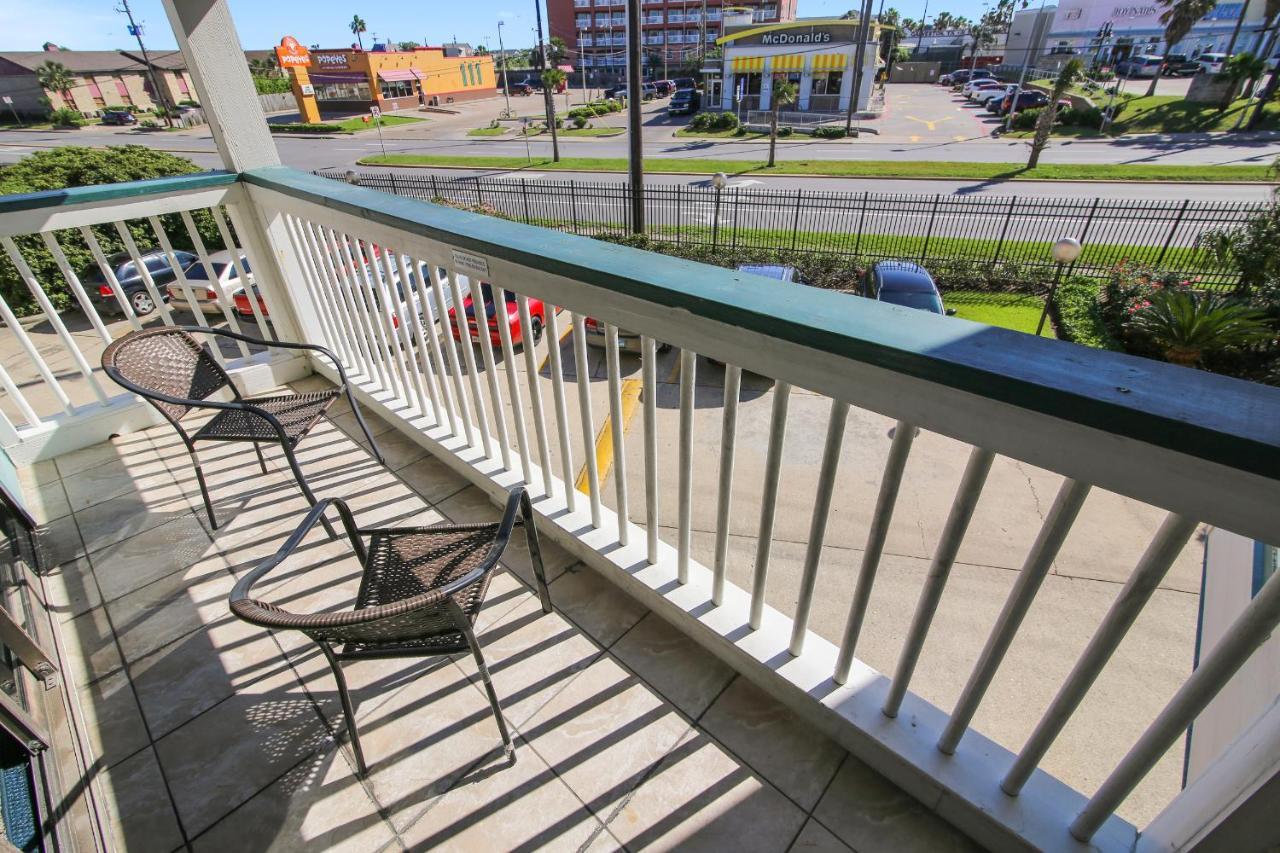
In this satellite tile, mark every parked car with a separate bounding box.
[605,83,655,100]
[991,90,1049,114]
[963,79,1005,100]
[449,282,545,348]
[85,248,195,316]
[668,88,702,115]
[168,249,252,315]
[101,109,137,126]
[654,79,675,96]
[1197,52,1230,74]
[859,261,951,315]
[1116,54,1164,78]
[974,84,1017,106]
[950,68,993,89]
[506,78,536,95]
[672,76,697,91]
[1162,54,1201,76]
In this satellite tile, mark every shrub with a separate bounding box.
[0,145,220,316]
[777,125,793,137]
[812,125,847,139]
[1012,108,1040,130]
[1060,106,1104,128]
[1053,278,1122,350]
[607,100,622,112]
[572,114,588,129]
[252,76,292,95]
[688,112,713,130]
[138,118,160,129]
[1129,290,1274,365]
[733,126,747,136]
[268,122,344,134]
[711,111,739,130]
[48,107,83,128]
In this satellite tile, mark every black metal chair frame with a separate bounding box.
[100,326,385,533]
[229,488,552,776]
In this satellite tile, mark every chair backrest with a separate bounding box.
[101,328,232,423]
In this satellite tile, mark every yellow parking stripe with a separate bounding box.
[575,377,643,493]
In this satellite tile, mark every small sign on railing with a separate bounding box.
[452,249,490,279]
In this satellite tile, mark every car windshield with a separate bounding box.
[880,290,943,313]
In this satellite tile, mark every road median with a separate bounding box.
[356,154,1270,182]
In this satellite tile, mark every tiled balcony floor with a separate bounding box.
[24,377,975,852]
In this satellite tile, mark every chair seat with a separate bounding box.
[341,522,503,656]
[193,390,339,444]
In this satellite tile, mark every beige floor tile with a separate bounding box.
[72,482,198,554]
[55,433,154,479]
[156,691,336,838]
[37,512,86,569]
[105,552,236,663]
[610,612,735,719]
[88,513,213,602]
[700,677,846,811]
[74,668,150,769]
[24,477,71,525]
[605,728,807,853]
[396,730,606,852]
[788,818,854,853]
[549,564,649,648]
[395,452,473,504]
[521,654,691,821]
[41,557,101,622]
[370,426,429,471]
[455,594,602,729]
[16,459,58,492]
[130,617,305,739]
[812,755,979,853]
[97,746,186,853]
[334,410,395,440]
[190,740,399,853]
[60,605,123,686]
[61,451,175,513]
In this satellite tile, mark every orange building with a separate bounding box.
[279,39,496,120]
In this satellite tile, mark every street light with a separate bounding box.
[1037,237,1083,336]
[711,172,728,249]
[497,21,514,119]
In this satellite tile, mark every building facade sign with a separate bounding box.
[274,35,310,68]
[730,23,859,47]
[760,30,834,45]
[313,52,350,70]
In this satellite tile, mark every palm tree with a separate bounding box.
[1027,58,1082,168]
[1131,290,1273,365]
[1222,52,1267,124]
[350,14,367,51]
[933,11,957,30]
[1148,0,1219,97]
[35,61,76,109]
[766,76,799,167]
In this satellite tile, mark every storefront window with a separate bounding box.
[315,79,372,100]
[811,71,843,95]
[743,72,762,95]
[474,63,483,85]
[380,79,415,98]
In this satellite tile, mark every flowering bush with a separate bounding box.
[1098,262,1197,353]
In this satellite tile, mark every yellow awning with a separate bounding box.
[769,54,804,72]
[812,53,847,72]
[731,56,765,72]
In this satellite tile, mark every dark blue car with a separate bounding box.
[861,261,950,315]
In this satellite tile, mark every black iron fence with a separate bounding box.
[317,170,1263,287]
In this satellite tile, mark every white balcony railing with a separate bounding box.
[4,168,1280,853]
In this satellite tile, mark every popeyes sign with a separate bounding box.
[275,36,311,68]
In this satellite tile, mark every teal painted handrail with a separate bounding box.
[244,165,1280,482]
[0,170,238,216]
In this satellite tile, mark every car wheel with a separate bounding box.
[130,289,155,316]
[531,316,544,345]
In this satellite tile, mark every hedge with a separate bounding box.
[269,123,345,134]
[253,76,292,95]
[1051,278,1122,350]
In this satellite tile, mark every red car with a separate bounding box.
[449,283,545,348]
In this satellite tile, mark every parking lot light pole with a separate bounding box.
[1037,237,1083,336]
[711,171,727,248]
[498,21,513,119]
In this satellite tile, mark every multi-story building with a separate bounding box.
[549,0,797,74]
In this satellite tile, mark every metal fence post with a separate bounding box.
[854,191,868,257]
[731,187,740,249]
[474,177,484,207]
[921,194,941,263]
[1069,197,1100,276]
[389,172,400,196]
[712,186,721,251]
[791,189,803,252]
[992,197,1016,264]
[1156,198,1191,267]
[429,173,441,200]
[570,179,580,235]
[521,179,532,223]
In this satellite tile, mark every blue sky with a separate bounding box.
[1,0,990,53]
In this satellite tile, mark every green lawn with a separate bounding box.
[675,128,770,140]
[358,153,1268,182]
[336,115,423,132]
[560,126,625,136]
[944,290,1055,337]
[1022,80,1280,135]
[467,126,508,136]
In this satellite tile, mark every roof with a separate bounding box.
[873,261,937,292]
[0,49,189,76]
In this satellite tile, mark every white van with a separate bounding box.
[1197,53,1229,74]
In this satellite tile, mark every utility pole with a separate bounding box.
[845,0,874,135]
[1224,0,1251,57]
[498,21,513,118]
[911,0,929,56]
[116,0,174,127]
[626,0,644,233]
[533,0,561,161]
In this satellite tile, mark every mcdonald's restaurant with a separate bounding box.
[712,13,884,116]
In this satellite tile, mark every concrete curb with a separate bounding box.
[352,160,1273,186]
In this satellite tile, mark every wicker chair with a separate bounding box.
[228,487,552,775]
[101,326,384,532]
